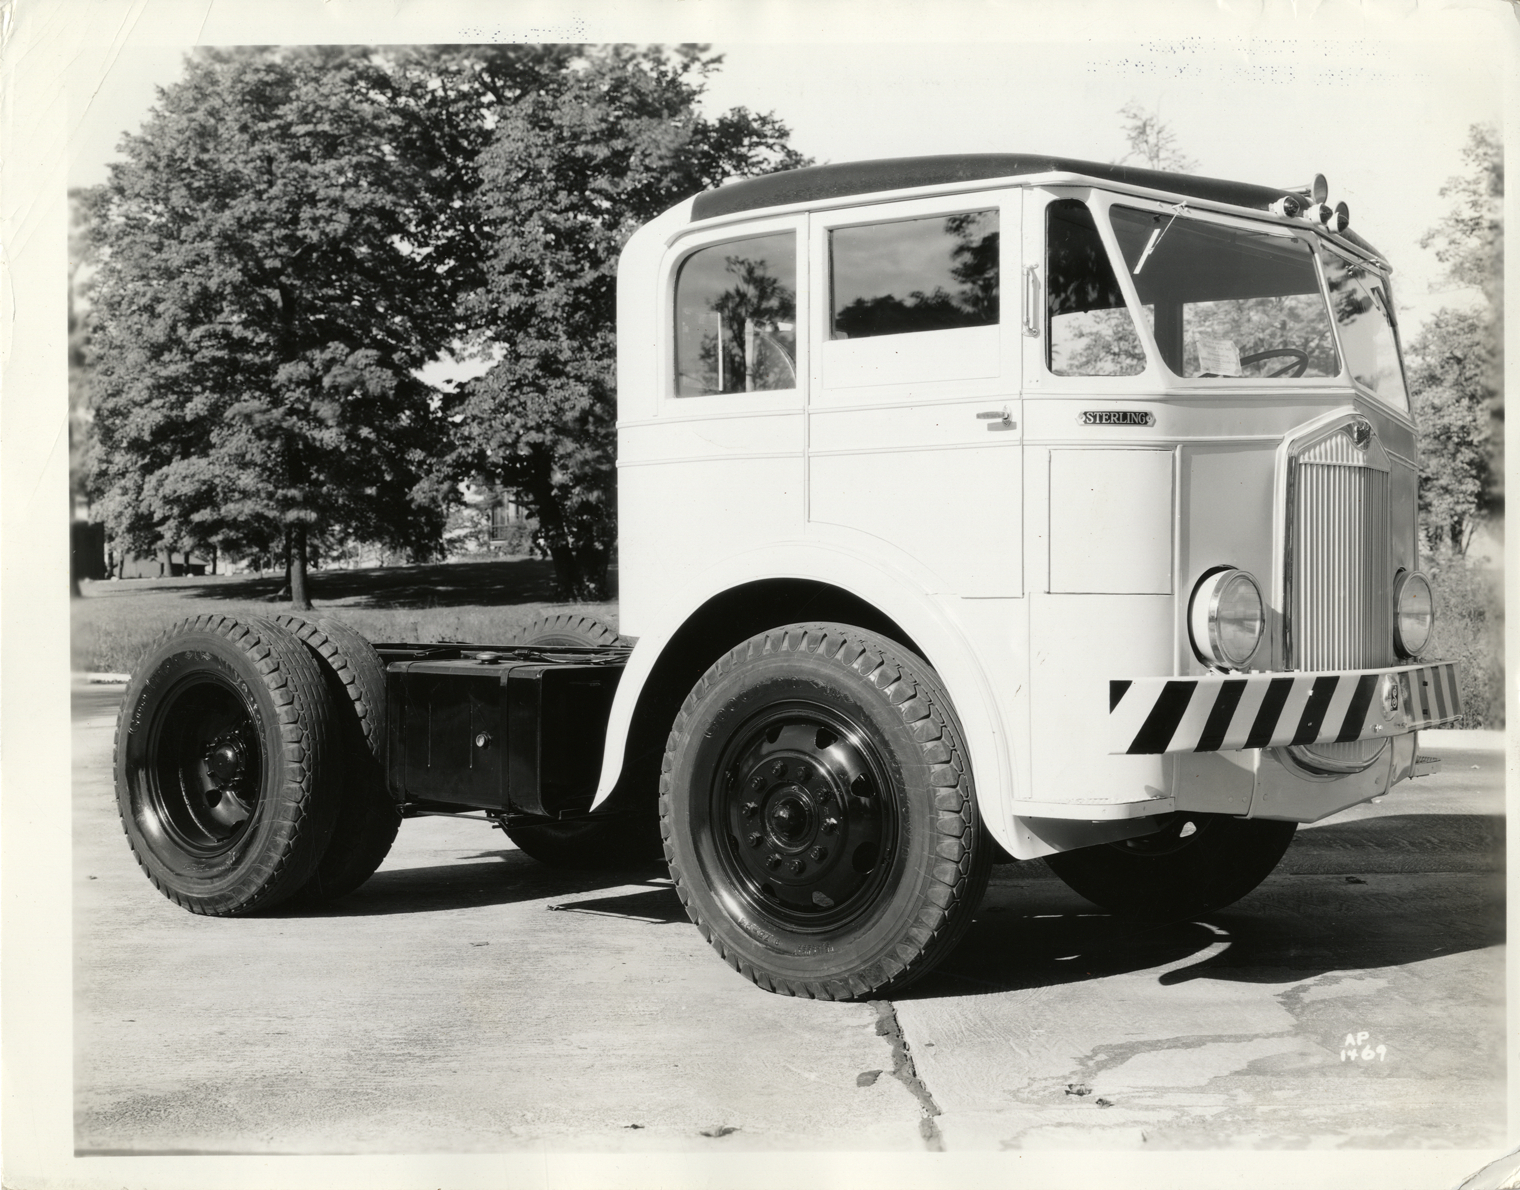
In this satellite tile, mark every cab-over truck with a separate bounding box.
[115,154,1461,999]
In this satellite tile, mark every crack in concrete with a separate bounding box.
[869,1000,943,1150]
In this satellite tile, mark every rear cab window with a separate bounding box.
[674,231,797,396]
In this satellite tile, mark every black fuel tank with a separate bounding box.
[385,654,623,817]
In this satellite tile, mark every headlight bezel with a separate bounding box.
[1189,567,1266,671]
[1393,569,1435,658]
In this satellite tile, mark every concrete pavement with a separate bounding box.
[72,680,1505,1158]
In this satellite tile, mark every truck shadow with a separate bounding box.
[903,812,1504,1001]
[276,849,681,919]
[279,813,1504,996]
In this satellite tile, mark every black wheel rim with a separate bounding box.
[144,674,263,856]
[706,701,899,932]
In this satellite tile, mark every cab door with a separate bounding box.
[804,189,1023,596]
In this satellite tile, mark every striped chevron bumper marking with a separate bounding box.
[1108,662,1461,755]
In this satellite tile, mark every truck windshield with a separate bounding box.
[1107,205,1338,382]
[1316,245,1409,410]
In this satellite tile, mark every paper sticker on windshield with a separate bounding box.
[1194,336,1242,376]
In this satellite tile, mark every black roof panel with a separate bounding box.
[690,153,1383,261]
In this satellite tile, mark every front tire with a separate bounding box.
[114,615,341,915]
[662,624,991,1000]
[1044,812,1297,921]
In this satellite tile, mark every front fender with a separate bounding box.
[590,535,1022,857]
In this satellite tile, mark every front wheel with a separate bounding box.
[1043,812,1297,921]
[662,624,991,1000]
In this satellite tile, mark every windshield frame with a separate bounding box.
[1080,188,1406,407]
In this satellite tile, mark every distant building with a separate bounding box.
[488,493,531,543]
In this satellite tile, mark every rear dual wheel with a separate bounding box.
[115,616,342,915]
[271,615,401,904]
[661,624,991,999]
[115,614,397,914]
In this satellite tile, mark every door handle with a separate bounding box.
[976,406,1015,431]
[1023,265,1041,338]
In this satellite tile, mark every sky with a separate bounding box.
[64,10,1505,344]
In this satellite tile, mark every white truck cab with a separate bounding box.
[114,155,1461,1000]
[592,154,1458,995]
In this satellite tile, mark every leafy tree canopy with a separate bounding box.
[1421,123,1503,309]
[449,44,808,600]
[83,45,558,603]
[1408,123,1503,554]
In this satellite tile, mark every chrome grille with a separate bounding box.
[1287,422,1394,670]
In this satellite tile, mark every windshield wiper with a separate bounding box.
[1132,201,1188,276]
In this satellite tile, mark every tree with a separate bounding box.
[69,192,96,593]
[450,45,808,600]
[1408,123,1502,555]
[83,46,535,606]
[1408,307,1496,553]
[1116,101,1196,173]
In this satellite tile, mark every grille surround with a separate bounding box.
[1284,417,1395,671]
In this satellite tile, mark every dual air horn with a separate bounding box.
[1268,173,1349,233]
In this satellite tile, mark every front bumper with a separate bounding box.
[1109,662,1461,755]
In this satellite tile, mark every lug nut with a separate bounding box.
[822,817,840,834]
[788,858,806,874]
[816,789,833,805]
[750,774,766,792]
[771,761,788,779]
[747,832,764,848]
[741,801,759,818]
[795,764,813,784]
[809,846,827,861]
[764,855,781,871]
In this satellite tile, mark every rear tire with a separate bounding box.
[1044,812,1297,921]
[661,623,991,999]
[114,615,341,915]
[519,612,624,648]
[505,610,656,867]
[271,615,402,904]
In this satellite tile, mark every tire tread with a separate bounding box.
[659,622,989,1000]
[113,614,339,915]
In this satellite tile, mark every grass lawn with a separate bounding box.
[72,557,618,674]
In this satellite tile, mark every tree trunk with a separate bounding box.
[289,523,312,610]
[525,465,609,601]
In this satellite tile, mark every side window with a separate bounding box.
[1046,198,1146,377]
[829,211,998,339]
[674,231,796,396]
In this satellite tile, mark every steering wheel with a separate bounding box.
[1239,348,1309,378]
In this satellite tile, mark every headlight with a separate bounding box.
[1393,570,1434,657]
[1190,568,1265,670]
